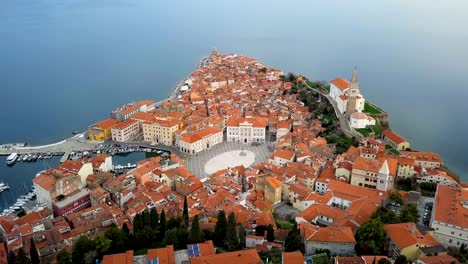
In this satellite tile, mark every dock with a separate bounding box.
[60,152,70,163]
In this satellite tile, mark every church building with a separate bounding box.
[329,69,375,129]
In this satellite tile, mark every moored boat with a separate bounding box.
[6,153,18,165]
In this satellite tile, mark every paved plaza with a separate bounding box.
[185,141,272,179]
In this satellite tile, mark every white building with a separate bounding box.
[111,119,141,142]
[431,185,468,248]
[111,100,155,121]
[350,112,376,129]
[226,117,266,143]
[329,69,365,116]
[269,149,295,167]
[179,126,223,155]
[418,169,458,187]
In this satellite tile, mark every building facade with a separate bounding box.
[111,100,155,121]
[431,185,468,248]
[143,119,180,146]
[88,118,120,141]
[52,190,91,217]
[178,126,223,155]
[350,156,397,191]
[111,119,141,142]
[226,117,266,143]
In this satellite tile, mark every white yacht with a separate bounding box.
[6,153,18,165]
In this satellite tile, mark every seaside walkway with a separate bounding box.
[0,133,99,156]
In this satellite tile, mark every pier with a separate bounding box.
[0,133,99,157]
[60,152,70,163]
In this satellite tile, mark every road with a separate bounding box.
[303,81,361,139]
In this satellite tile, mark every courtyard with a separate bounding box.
[185,141,272,179]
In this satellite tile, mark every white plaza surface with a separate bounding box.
[204,150,256,175]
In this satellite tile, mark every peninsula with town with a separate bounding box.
[1,51,465,264]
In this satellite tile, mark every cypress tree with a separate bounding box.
[189,215,202,243]
[16,248,31,264]
[7,251,16,264]
[159,209,167,239]
[122,223,130,235]
[266,224,275,242]
[143,210,151,228]
[285,222,301,252]
[133,214,141,234]
[183,196,189,227]
[30,238,40,264]
[225,212,239,251]
[238,224,246,248]
[150,208,159,229]
[214,210,227,247]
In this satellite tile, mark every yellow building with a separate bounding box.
[88,118,120,141]
[264,176,282,205]
[142,119,180,146]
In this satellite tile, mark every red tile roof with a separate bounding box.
[382,129,409,145]
[147,245,175,264]
[384,222,439,249]
[190,249,261,264]
[93,118,120,129]
[102,250,133,264]
[282,252,304,264]
[331,78,350,91]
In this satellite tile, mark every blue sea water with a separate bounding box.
[1,0,468,207]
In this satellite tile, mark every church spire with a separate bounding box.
[350,67,360,92]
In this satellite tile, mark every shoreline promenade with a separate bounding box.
[0,56,209,157]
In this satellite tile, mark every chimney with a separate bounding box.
[409,223,416,233]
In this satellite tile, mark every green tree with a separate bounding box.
[238,224,246,248]
[285,222,301,252]
[104,224,126,254]
[150,208,159,230]
[167,216,182,230]
[377,258,391,264]
[225,212,239,251]
[202,229,214,242]
[142,210,151,227]
[388,192,404,205]
[214,210,227,247]
[395,255,408,264]
[56,250,72,264]
[133,213,141,234]
[355,219,385,255]
[7,251,16,264]
[372,207,399,224]
[159,210,167,238]
[29,238,40,264]
[136,226,156,249]
[255,225,266,237]
[399,204,420,223]
[189,215,202,243]
[183,196,189,227]
[72,236,95,264]
[266,224,275,242]
[16,248,30,264]
[270,247,282,264]
[94,235,112,259]
[166,228,179,248]
[177,228,189,250]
